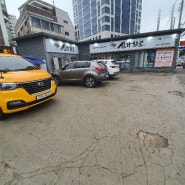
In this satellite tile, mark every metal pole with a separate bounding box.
[178,0,184,28]
[157,9,161,31]
[170,4,175,29]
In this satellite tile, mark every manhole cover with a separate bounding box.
[137,130,168,149]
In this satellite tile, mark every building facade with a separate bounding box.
[15,0,75,41]
[0,0,12,46]
[73,0,142,41]
[14,29,184,73]
[14,32,79,73]
[78,29,184,72]
[8,14,17,39]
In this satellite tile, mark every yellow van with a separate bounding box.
[0,54,57,120]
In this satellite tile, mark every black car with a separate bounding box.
[51,61,108,87]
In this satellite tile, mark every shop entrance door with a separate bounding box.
[53,57,59,70]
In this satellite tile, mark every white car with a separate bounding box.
[175,58,185,68]
[95,59,120,78]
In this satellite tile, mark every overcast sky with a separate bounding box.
[4,0,185,34]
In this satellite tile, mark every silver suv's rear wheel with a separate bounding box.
[84,76,96,88]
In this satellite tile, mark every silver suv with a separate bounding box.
[51,61,108,87]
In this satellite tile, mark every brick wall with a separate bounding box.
[25,5,57,21]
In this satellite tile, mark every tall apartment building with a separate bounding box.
[15,0,75,41]
[73,0,142,41]
[0,0,12,46]
[8,14,17,38]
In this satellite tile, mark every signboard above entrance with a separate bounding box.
[90,34,177,54]
[45,38,79,54]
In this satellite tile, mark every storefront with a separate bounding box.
[45,38,79,71]
[14,29,184,73]
[14,32,79,72]
[78,29,185,72]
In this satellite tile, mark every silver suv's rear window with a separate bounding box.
[75,62,90,68]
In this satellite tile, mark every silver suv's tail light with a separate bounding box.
[95,66,105,71]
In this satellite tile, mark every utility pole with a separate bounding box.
[157,9,161,31]
[178,0,184,28]
[170,4,175,29]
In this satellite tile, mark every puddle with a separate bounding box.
[168,91,184,97]
[137,130,168,149]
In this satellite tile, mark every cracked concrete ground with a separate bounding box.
[0,72,185,185]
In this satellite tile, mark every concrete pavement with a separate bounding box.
[0,72,185,185]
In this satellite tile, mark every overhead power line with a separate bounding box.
[141,0,183,32]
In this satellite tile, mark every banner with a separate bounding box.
[90,34,176,53]
[45,38,79,54]
[154,49,174,67]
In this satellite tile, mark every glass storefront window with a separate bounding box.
[113,50,156,70]
[146,51,155,68]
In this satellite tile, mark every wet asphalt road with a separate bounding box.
[0,71,185,185]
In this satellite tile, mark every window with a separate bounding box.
[41,6,49,11]
[0,56,36,71]
[50,23,54,31]
[102,7,110,14]
[65,32,69,36]
[102,25,110,31]
[85,29,91,37]
[92,10,97,19]
[111,0,114,14]
[115,16,120,32]
[101,0,110,5]
[31,17,41,28]
[111,18,114,31]
[102,16,110,23]
[31,16,63,34]
[146,51,155,68]
[41,20,50,30]
[65,63,74,70]
[115,3,121,16]
[98,1,100,16]
[63,20,68,24]
[75,62,90,68]
[92,18,97,34]
[98,19,101,32]
[84,15,91,25]
[53,24,61,33]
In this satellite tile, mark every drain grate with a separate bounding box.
[137,130,168,149]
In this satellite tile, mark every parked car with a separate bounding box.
[94,59,120,78]
[51,61,108,87]
[176,58,185,68]
[0,53,57,120]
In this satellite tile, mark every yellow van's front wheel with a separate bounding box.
[0,108,5,121]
